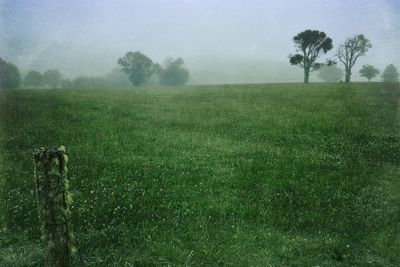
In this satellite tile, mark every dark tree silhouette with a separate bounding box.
[336,34,371,83]
[359,65,380,82]
[117,51,157,86]
[289,30,333,83]
[0,58,21,89]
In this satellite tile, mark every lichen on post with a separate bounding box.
[33,146,75,267]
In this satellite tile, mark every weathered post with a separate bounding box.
[33,146,75,267]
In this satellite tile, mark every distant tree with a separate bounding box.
[43,69,62,88]
[0,58,21,89]
[318,64,343,82]
[73,76,92,89]
[23,70,43,87]
[61,79,73,89]
[381,64,399,82]
[336,34,372,83]
[158,57,189,85]
[117,51,157,86]
[359,65,380,82]
[289,29,333,83]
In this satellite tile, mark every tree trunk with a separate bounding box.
[33,146,75,267]
[345,69,351,83]
[304,69,310,83]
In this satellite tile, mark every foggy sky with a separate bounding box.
[1,0,399,83]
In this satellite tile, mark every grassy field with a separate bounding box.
[0,83,399,266]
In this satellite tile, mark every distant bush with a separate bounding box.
[59,69,132,89]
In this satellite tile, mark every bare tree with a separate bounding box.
[336,34,371,83]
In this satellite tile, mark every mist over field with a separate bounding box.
[1,0,399,84]
[1,1,400,265]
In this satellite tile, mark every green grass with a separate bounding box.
[0,83,399,266]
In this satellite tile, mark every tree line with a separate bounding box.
[1,31,399,89]
[289,29,399,83]
[0,53,190,89]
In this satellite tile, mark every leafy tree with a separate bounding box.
[0,58,21,89]
[159,57,189,85]
[318,64,343,82]
[23,70,43,87]
[381,64,399,82]
[336,34,372,83]
[117,51,156,86]
[359,65,380,82]
[43,69,62,88]
[289,29,333,83]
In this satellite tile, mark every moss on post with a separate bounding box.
[33,146,75,267]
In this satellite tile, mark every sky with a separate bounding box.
[1,0,399,83]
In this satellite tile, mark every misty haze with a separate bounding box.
[0,0,399,266]
[1,0,399,84]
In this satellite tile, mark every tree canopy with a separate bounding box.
[0,58,21,89]
[289,29,333,83]
[381,64,399,82]
[23,70,43,87]
[158,57,189,85]
[359,65,380,81]
[43,69,62,88]
[117,51,156,86]
[336,34,372,83]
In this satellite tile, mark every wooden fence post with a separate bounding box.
[33,146,75,267]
